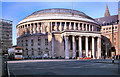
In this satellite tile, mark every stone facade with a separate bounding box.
[17,8,101,59]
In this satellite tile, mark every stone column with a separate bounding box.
[92,36,95,59]
[19,27,20,36]
[74,22,76,30]
[33,23,35,34]
[48,22,51,32]
[72,36,76,59]
[69,22,71,30]
[27,24,29,34]
[86,36,88,57]
[64,22,66,30]
[92,25,94,31]
[35,24,37,33]
[78,23,80,30]
[79,36,82,57]
[59,22,62,31]
[82,23,84,31]
[19,27,21,36]
[51,22,52,32]
[17,27,19,37]
[37,23,39,33]
[65,36,69,59]
[97,37,101,59]
[52,34,54,58]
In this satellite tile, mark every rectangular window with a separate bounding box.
[109,30,111,32]
[106,28,108,30]
[45,39,48,45]
[32,51,34,55]
[38,48,40,50]
[26,40,28,42]
[26,44,28,46]
[31,39,34,46]
[38,38,41,45]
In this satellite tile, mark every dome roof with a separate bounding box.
[18,8,99,25]
[30,8,87,16]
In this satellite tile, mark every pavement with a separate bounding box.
[7,59,120,76]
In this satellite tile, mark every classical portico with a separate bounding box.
[62,33,101,59]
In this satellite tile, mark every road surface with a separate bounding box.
[7,59,119,76]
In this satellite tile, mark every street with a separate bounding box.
[7,59,119,76]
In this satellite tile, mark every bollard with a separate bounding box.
[112,55,115,63]
[112,59,114,63]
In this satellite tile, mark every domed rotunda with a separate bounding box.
[17,8,101,59]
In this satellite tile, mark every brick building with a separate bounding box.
[95,5,119,58]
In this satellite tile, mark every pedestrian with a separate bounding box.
[104,55,106,59]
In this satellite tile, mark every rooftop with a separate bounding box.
[95,15,118,26]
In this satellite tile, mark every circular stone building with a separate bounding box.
[17,8,101,59]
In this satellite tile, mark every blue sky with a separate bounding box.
[2,2,118,45]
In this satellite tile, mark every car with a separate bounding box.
[84,57,91,60]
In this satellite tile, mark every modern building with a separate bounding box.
[95,5,119,58]
[17,8,101,59]
[0,19,12,55]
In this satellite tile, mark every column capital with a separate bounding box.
[79,35,83,37]
[85,35,89,37]
[92,36,96,38]
[72,35,77,37]
[98,36,101,38]
[64,35,69,39]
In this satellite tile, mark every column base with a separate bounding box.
[52,57,55,59]
[65,57,69,59]
[72,56,76,59]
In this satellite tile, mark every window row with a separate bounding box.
[19,39,48,46]
[103,26,117,31]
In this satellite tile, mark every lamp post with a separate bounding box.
[111,21,115,63]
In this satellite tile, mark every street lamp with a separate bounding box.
[110,20,120,63]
